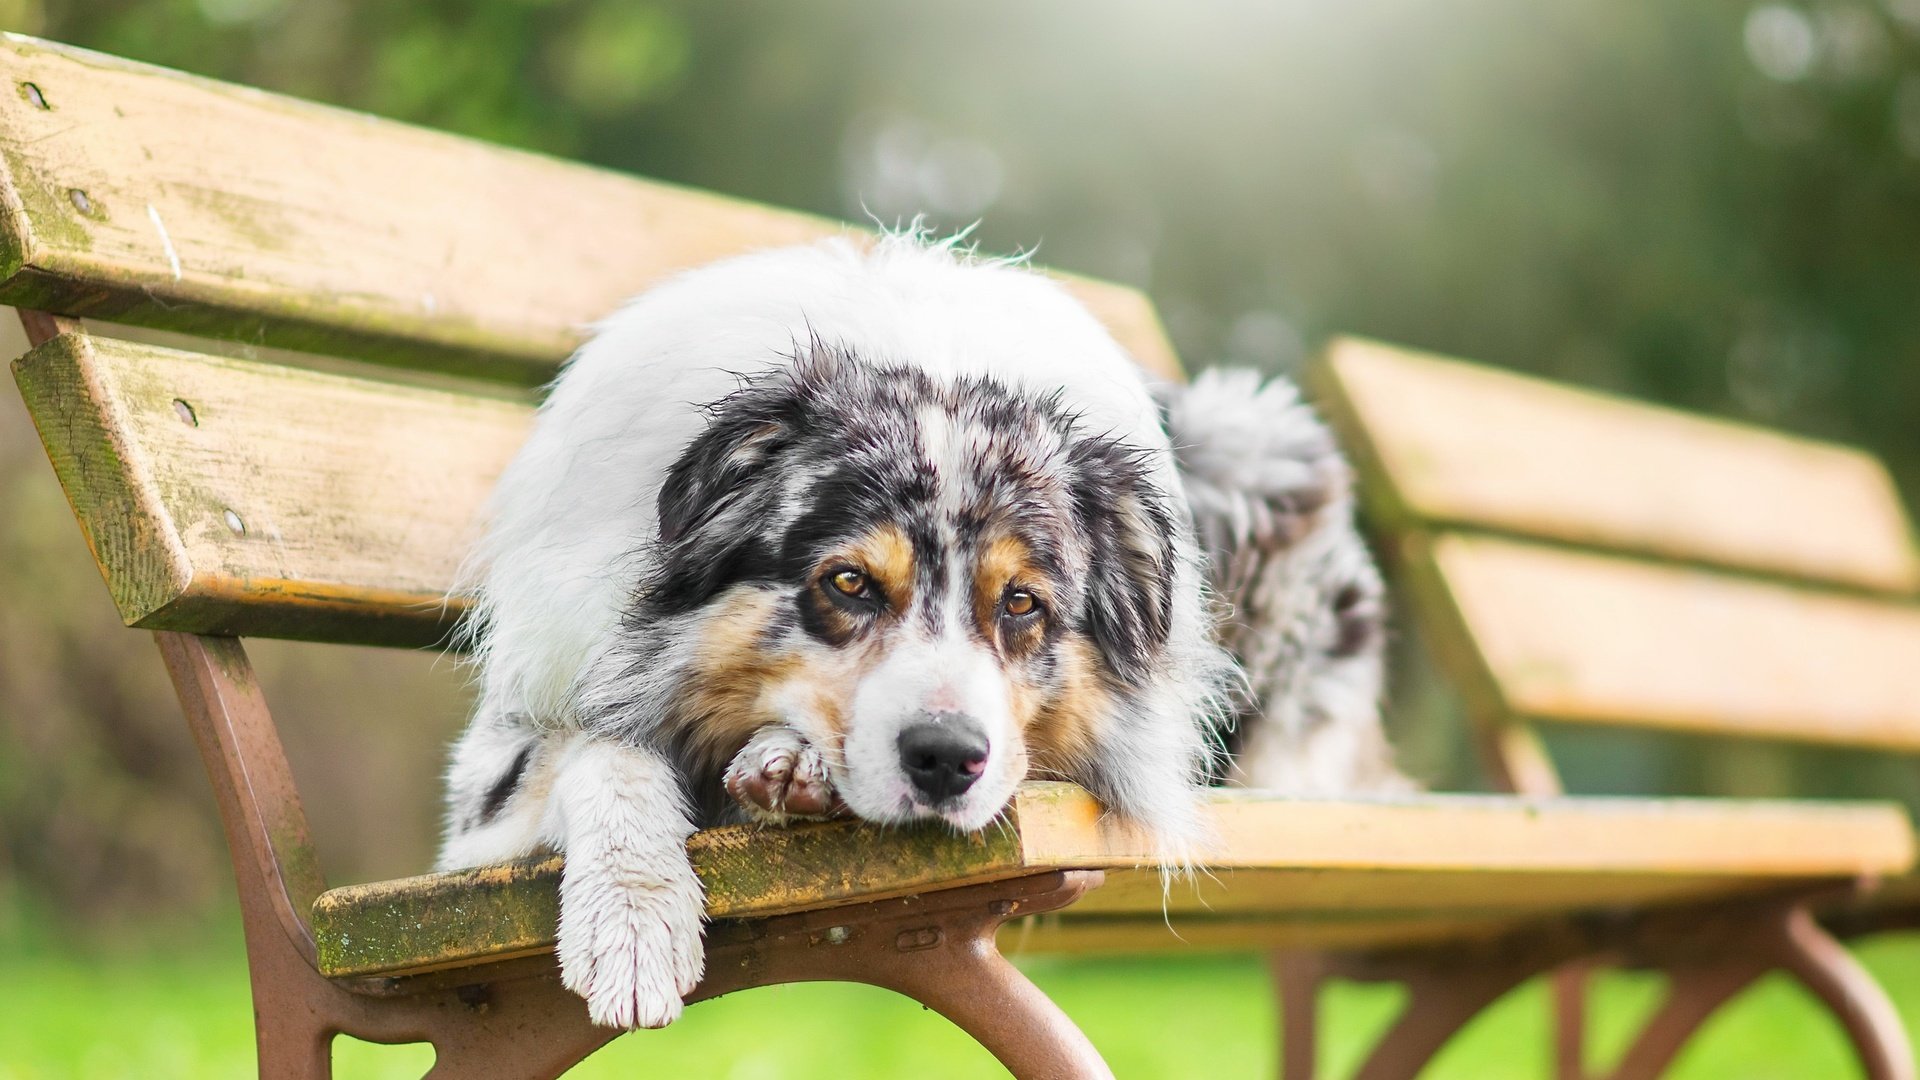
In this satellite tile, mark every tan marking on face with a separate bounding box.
[973,533,1050,657]
[671,590,794,780]
[675,586,899,786]
[1024,636,1109,778]
[849,523,916,610]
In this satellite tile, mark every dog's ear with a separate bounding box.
[657,404,789,546]
[651,370,814,611]
[656,345,849,547]
[1068,435,1178,685]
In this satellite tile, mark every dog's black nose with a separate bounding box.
[897,714,988,803]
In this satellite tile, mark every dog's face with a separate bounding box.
[633,345,1179,830]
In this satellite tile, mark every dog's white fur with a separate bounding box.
[441,235,1236,1027]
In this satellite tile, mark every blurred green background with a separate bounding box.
[3,0,1919,1075]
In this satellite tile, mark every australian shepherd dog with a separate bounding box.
[438,233,1401,1027]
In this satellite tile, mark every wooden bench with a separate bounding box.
[4,34,1915,1079]
[1313,336,1920,1079]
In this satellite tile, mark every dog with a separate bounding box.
[437,233,1397,1029]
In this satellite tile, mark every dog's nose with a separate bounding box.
[897,714,988,803]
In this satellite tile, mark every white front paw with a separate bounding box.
[557,860,706,1029]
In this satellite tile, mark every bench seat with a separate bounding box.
[311,782,1913,979]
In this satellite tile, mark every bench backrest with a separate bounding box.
[2,34,1181,650]
[1313,337,1920,794]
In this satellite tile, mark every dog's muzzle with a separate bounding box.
[896,711,989,804]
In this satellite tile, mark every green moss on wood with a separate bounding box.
[14,332,528,647]
[313,855,565,978]
[0,149,93,254]
[311,814,1031,980]
[0,267,558,385]
[9,334,187,624]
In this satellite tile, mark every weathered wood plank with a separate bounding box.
[1002,869,1920,953]
[312,819,1028,979]
[1315,336,1920,594]
[1418,532,1920,750]
[0,34,1180,383]
[998,911,1530,957]
[12,332,527,644]
[309,783,1913,979]
[1008,783,1913,876]
[1074,867,1777,918]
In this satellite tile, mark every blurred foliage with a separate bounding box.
[5,0,1920,924]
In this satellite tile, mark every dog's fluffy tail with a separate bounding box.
[1159,368,1413,796]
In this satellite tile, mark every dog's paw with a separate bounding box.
[556,857,705,1029]
[724,726,841,823]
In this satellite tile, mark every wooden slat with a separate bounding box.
[998,911,1529,957]
[309,782,1913,978]
[1073,867,1767,917]
[11,331,527,644]
[1418,532,1920,750]
[1009,784,1913,877]
[1316,337,1920,594]
[312,818,1029,979]
[0,34,1179,382]
[1004,868,1920,954]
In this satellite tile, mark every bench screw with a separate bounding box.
[808,925,853,946]
[895,926,943,952]
[224,509,246,536]
[172,399,197,426]
[19,82,48,109]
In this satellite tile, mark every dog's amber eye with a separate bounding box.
[829,569,869,597]
[1004,590,1038,617]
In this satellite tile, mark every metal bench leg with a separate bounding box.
[250,952,335,1080]
[241,917,617,1080]
[1270,948,1545,1080]
[1349,963,1536,1080]
[1602,962,1761,1080]
[1552,965,1591,1080]
[411,979,616,1079]
[867,932,1110,1079]
[431,870,1116,1078]
[154,630,339,1079]
[693,870,1114,1080]
[1601,900,1912,1080]
[1772,905,1914,1080]
[1274,953,1323,1080]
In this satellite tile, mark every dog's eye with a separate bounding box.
[829,569,869,598]
[1003,590,1039,617]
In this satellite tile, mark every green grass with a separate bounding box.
[2,915,1917,1079]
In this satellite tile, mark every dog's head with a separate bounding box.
[633,344,1180,830]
